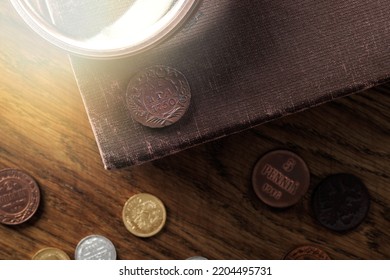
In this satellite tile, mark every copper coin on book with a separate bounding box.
[252,150,310,208]
[284,245,331,260]
[126,65,191,128]
[32,247,70,260]
[312,173,370,232]
[122,193,166,237]
[75,235,117,260]
[0,169,40,225]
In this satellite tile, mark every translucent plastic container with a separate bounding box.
[10,0,197,58]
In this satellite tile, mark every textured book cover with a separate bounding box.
[45,0,390,169]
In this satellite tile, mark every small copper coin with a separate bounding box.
[252,150,310,208]
[312,173,370,232]
[0,169,40,225]
[126,65,191,128]
[122,193,166,238]
[284,245,331,260]
[32,247,70,260]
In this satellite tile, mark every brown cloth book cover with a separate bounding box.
[47,1,390,169]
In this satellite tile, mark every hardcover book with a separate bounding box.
[42,0,390,169]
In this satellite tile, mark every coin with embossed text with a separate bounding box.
[126,65,191,128]
[122,193,166,238]
[312,173,370,232]
[32,247,70,260]
[0,169,40,225]
[75,235,116,260]
[284,245,331,260]
[252,150,310,208]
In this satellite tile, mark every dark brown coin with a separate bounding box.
[312,173,370,232]
[284,245,331,260]
[0,169,40,225]
[126,65,191,128]
[252,150,310,208]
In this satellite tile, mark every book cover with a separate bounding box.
[44,0,390,168]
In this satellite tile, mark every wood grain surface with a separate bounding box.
[0,2,389,260]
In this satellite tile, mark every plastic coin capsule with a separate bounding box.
[10,0,197,58]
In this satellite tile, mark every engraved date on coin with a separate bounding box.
[252,150,310,208]
[126,65,191,128]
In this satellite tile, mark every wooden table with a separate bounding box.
[0,1,389,260]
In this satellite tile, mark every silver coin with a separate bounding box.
[186,256,208,260]
[75,235,116,260]
[126,65,191,128]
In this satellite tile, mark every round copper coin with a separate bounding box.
[252,150,310,208]
[284,245,331,260]
[0,169,40,225]
[312,173,370,232]
[126,65,191,128]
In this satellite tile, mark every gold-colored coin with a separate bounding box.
[32,247,70,260]
[122,193,166,238]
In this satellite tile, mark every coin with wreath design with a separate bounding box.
[126,65,191,128]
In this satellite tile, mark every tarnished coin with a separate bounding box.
[284,245,331,260]
[126,65,191,128]
[0,169,40,225]
[122,193,166,238]
[75,235,116,260]
[186,256,208,260]
[32,247,70,260]
[252,150,310,208]
[312,173,370,232]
